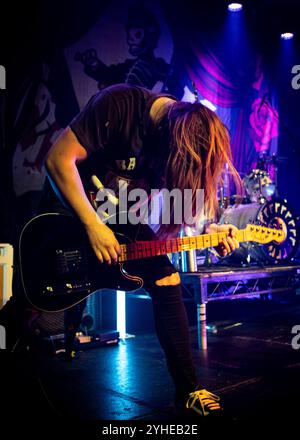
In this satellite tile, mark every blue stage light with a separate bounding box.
[281,32,294,40]
[117,290,126,340]
[228,3,243,12]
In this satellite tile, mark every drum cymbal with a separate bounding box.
[259,155,288,163]
[221,169,246,176]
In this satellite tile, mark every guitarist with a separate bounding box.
[44,83,240,417]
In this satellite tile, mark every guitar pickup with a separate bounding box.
[56,248,87,274]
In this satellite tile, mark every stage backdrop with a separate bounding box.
[11,0,279,211]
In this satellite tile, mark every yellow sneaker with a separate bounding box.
[186,389,223,416]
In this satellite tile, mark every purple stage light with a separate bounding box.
[228,3,243,12]
[280,32,294,40]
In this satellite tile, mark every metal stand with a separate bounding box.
[181,264,300,349]
[197,303,207,350]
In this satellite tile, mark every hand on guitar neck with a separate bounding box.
[205,223,239,257]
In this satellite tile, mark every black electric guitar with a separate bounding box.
[19,212,285,312]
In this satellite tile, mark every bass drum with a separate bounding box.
[220,198,299,264]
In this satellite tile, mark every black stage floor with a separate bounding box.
[2,295,300,429]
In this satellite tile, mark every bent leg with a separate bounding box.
[146,269,197,401]
[125,251,197,400]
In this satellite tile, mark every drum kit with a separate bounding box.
[216,153,299,265]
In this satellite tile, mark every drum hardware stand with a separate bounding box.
[258,174,267,204]
[219,186,225,209]
[204,248,213,266]
[218,186,227,218]
[184,223,209,349]
[192,81,199,103]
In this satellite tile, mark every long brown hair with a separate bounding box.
[158,101,242,236]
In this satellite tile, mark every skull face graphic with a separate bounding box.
[126,24,160,57]
[126,4,160,57]
[127,27,146,56]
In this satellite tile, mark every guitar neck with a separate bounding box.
[119,229,247,262]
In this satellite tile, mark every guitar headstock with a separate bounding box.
[245,224,286,244]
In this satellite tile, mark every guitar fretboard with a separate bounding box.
[119,229,247,262]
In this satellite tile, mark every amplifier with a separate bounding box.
[0,244,13,309]
[31,291,103,337]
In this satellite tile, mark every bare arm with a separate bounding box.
[46,127,120,264]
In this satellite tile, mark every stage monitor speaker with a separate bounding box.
[32,293,102,337]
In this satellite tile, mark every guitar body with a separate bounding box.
[19,213,143,312]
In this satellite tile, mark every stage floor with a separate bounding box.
[2,295,300,424]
